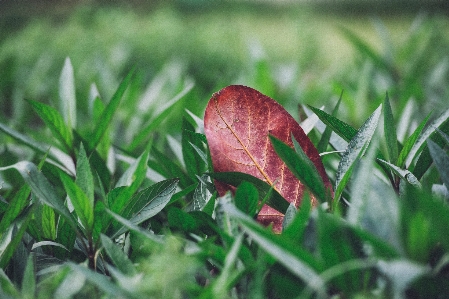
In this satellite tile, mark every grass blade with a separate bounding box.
[100,234,136,276]
[59,57,77,128]
[383,93,398,163]
[317,91,343,153]
[27,100,73,153]
[377,159,421,189]
[88,68,134,151]
[334,105,382,205]
[308,105,357,142]
[397,111,431,167]
[75,143,94,206]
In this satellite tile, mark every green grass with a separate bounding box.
[0,3,449,298]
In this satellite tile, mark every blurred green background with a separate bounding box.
[1,0,449,139]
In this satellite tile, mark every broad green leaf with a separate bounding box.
[27,100,73,153]
[192,175,213,211]
[0,162,75,228]
[0,185,30,236]
[397,111,431,167]
[427,140,449,190]
[21,254,35,299]
[383,93,399,163]
[55,216,77,259]
[308,105,357,143]
[270,135,327,203]
[41,204,56,240]
[60,172,94,233]
[100,234,136,276]
[168,207,198,232]
[334,105,382,205]
[405,107,449,168]
[317,91,343,153]
[377,159,421,188]
[224,203,326,296]
[111,179,179,237]
[235,181,258,217]
[59,57,76,128]
[0,122,75,174]
[75,143,94,206]
[88,68,134,151]
[127,81,193,151]
[207,171,289,214]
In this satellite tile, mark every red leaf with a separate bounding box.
[204,85,331,232]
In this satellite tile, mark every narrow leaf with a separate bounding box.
[308,105,357,142]
[89,68,134,151]
[334,105,382,204]
[235,181,259,217]
[0,185,30,235]
[377,159,422,188]
[21,254,36,299]
[383,93,398,163]
[100,234,136,276]
[317,91,343,153]
[59,57,77,128]
[28,100,73,153]
[75,143,94,206]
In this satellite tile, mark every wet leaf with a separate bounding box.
[204,85,330,232]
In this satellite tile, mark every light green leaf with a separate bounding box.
[334,105,382,205]
[59,57,77,128]
[0,185,30,236]
[383,93,398,163]
[427,140,449,190]
[75,143,94,207]
[100,234,136,276]
[89,68,134,151]
[282,203,297,232]
[317,92,343,153]
[377,159,422,189]
[0,162,75,228]
[397,112,431,167]
[235,181,258,217]
[192,175,212,212]
[60,172,94,233]
[41,204,56,240]
[270,135,327,203]
[27,100,73,153]
[405,107,449,168]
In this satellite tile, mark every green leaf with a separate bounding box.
[59,57,77,128]
[377,159,421,188]
[148,146,192,188]
[182,119,206,178]
[75,143,94,207]
[317,91,343,153]
[192,175,213,211]
[270,135,327,203]
[0,162,76,228]
[383,93,399,163]
[55,216,77,259]
[0,206,34,269]
[234,181,258,217]
[27,100,73,153]
[60,172,94,233]
[224,203,326,296]
[282,191,311,241]
[88,68,134,151]
[0,185,31,236]
[168,207,198,232]
[308,105,357,143]
[334,105,382,205]
[0,122,75,174]
[111,179,179,237]
[21,254,36,299]
[100,234,136,276]
[281,203,297,232]
[396,111,431,167]
[41,204,56,240]
[207,171,289,214]
[406,107,449,168]
[427,140,449,189]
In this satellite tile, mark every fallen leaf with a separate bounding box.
[204,85,331,232]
